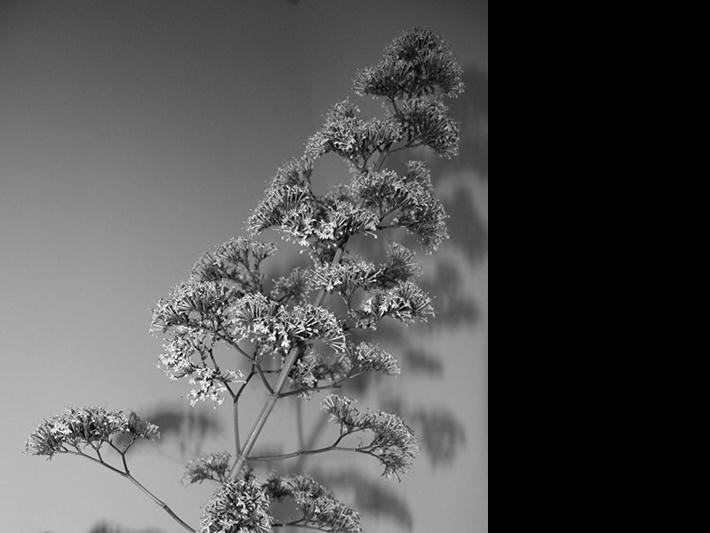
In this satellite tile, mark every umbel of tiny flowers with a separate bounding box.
[26,408,159,459]
[27,27,463,533]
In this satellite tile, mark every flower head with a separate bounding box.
[26,408,159,458]
[354,27,464,100]
[200,474,272,533]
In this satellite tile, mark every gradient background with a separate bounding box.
[0,1,488,531]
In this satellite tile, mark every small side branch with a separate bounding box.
[228,247,346,481]
[255,363,275,394]
[279,382,343,398]
[249,430,358,462]
[273,520,329,531]
[279,371,365,399]
[207,346,237,401]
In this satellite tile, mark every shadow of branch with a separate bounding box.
[88,522,164,533]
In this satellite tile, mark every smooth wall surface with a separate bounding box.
[0,1,488,531]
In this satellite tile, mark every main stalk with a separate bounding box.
[228,247,344,480]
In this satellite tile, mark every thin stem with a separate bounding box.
[233,398,241,456]
[376,223,399,230]
[109,442,131,473]
[279,382,343,399]
[273,521,327,532]
[66,448,196,532]
[236,368,256,402]
[232,363,258,457]
[389,96,400,115]
[280,370,365,399]
[207,347,236,401]
[255,363,275,394]
[125,474,196,533]
[249,431,356,462]
[188,323,254,361]
[66,450,125,476]
[296,401,305,451]
[295,412,330,472]
[248,445,337,462]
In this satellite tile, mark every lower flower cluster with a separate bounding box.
[200,474,273,533]
[199,472,363,533]
[26,408,159,458]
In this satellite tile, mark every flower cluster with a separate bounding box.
[265,474,363,533]
[311,242,422,301]
[352,280,434,330]
[269,156,315,188]
[152,282,246,406]
[351,342,401,376]
[322,395,418,479]
[285,304,347,353]
[288,341,399,397]
[311,259,381,299]
[183,451,232,485]
[288,349,352,397]
[200,474,272,533]
[187,366,244,407]
[151,280,241,334]
[248,184,311,237]
[378,242,423,287]
[270,266,313,303]
[305,99,403,165]
[249,183,378,259]
[231,293,346,354]
[398,97,460,157]
[351,161,449,251]
[353,27,464,100]
[26,408,159,458]
[190,237,276,292]
[157,330,244,406]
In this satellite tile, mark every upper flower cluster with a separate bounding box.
[248,160,379,262]
[305,100,404,166]
[231,293,346,354]
[351,161,449,251]
[354,27,464,100]
[190,237,276,292]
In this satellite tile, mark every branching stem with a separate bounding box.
[228,247,345,480]
[255,362,275,394]
[67,447,196,532]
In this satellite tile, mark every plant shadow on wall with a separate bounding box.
[99,63,488,533]
[89,523,164,533]
[113,405,224,463]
